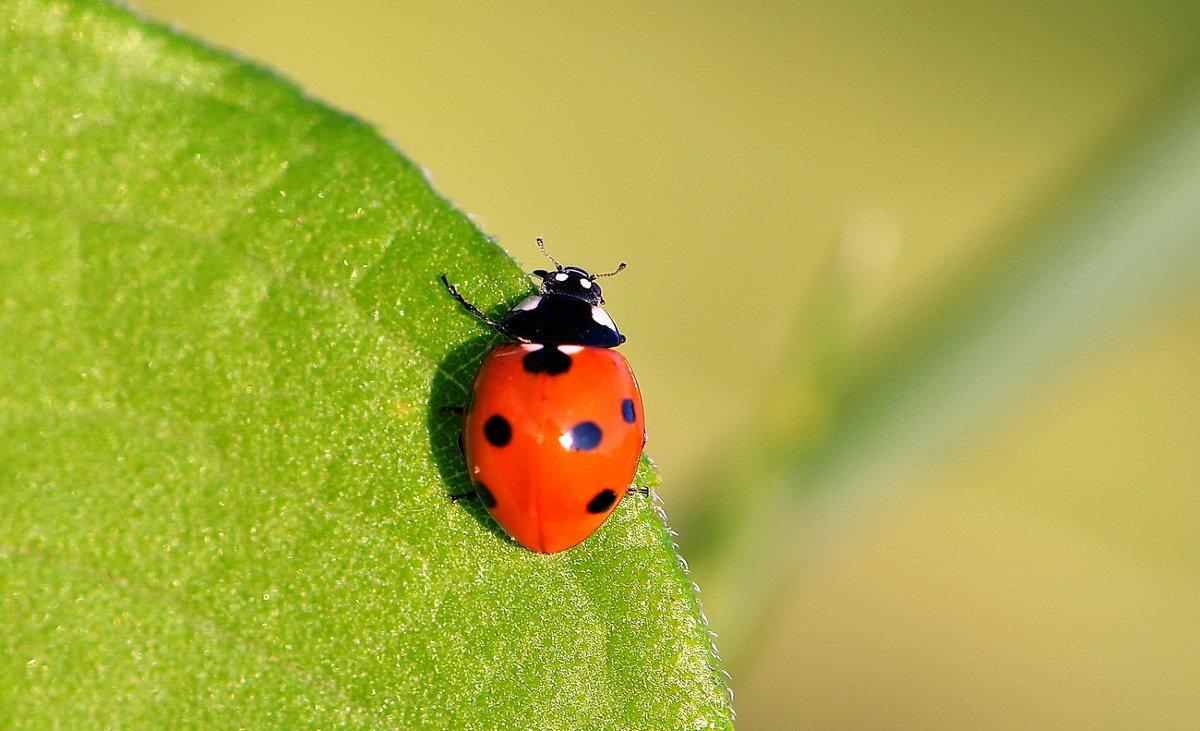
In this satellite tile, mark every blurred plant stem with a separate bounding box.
[684,63,1200,668]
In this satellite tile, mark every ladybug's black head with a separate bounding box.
[531,237,627,307]
[532,266,606,306]
[496,239,628,347]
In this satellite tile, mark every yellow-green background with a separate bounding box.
[128,1,1200,727]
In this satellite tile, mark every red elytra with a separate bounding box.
[442,239,646,553]
[463,344,645,553]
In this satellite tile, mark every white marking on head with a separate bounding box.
[590,306,617,331]
[580,279,593,289]
[558,345,584,354]
[554,272,569,282]
[513,295,541,311]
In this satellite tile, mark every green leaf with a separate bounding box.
[0,1,732,727]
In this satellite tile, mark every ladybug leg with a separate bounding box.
[440,274,527,341]
[627,486,650,496]
[450,491,477,502]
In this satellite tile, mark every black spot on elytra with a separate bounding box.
[566,421,602,451]
[621,398,636,424]
[484,415,512,447]
[523,346,572,375]
[586,489,617,514]
[475,482,497,509]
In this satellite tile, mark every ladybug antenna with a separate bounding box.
[591,261,627,279]
[535,237,563,271]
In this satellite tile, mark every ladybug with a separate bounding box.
[441,238,647,553]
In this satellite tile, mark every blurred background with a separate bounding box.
[129,1,1200,727]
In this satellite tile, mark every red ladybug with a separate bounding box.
[441,239,647,553]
